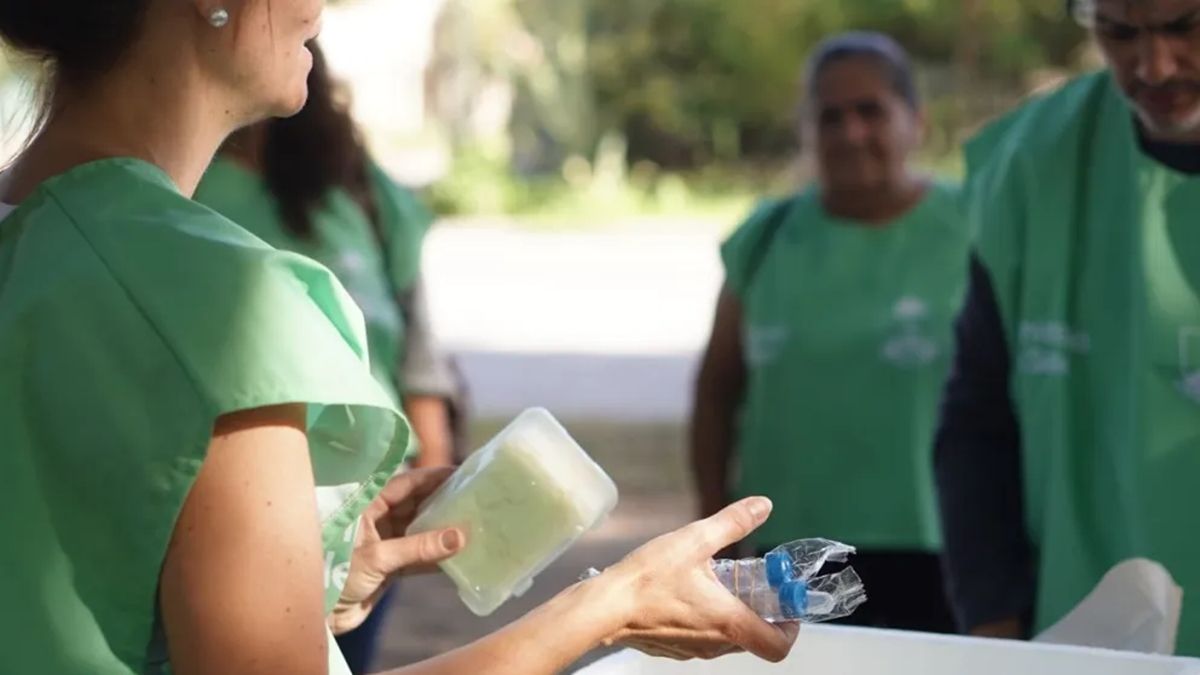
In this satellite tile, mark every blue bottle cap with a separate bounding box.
[764,550,794,589]
[778,581,809,620]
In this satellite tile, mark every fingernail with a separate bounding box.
[441,529,463,551]
[748,497,772,520]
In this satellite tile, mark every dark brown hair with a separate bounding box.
[259,40,378,239]
[0,1,149,86]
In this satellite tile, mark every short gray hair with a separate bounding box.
[805,32,920,110]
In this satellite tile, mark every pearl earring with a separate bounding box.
[208,8,230,28]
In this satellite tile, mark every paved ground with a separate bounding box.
[422,224,725,357]
[421,224,726,421]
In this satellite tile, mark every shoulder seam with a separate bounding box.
[44,186,214,418]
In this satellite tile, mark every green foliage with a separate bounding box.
[426,145,773,226]
[582,0,1088,166]
[427,0,1090,220]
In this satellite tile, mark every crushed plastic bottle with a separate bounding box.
[711,538,867,623]
[579,538,867,624]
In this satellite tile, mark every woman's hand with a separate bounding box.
[600,497,799,662]
[330,467,464,635]
[379,496,796,675]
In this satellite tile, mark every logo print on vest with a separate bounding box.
[881,296,938,367]
[746,325,789,367]
[1177,328,1200,403]
[1017,321,1090,375]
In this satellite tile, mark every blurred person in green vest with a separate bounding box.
[691,32,966,633]
[193,41,457,673]
[935,0,1200,653]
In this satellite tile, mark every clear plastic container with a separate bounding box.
[407,408,619,616]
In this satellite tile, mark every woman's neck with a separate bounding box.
[820,172,929,225]
[1,60,245,203]
[222,124,269,174]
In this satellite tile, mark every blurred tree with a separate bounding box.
[426,0,597,174]
[428,0,1089,174]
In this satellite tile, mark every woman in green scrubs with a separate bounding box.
[194,41,455,674]
[0,2,795,674]
[691,32,966,633]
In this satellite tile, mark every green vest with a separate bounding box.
[967,72,1200,654]
[723,182,968,551]
[0,158,410,673]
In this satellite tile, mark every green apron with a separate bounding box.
[967,72,1200,654]
[194,157,431,406]
[723,182,968,551]
[0,158,410,673]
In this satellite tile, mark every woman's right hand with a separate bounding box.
[596,497,799,662]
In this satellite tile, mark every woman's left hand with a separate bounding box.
[330,466,464,635]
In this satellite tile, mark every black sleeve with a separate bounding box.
[934,253,1036,634]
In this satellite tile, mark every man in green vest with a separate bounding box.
[935,0,1200,654]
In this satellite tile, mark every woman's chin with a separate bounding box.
[280,92,310,119]
[270,80,311,120]
[272,50,314,118]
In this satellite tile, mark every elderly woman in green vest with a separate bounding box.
[936,0,1200,653]
[0,2,796,673]
[691,32,966,633]
[192,41,456,673]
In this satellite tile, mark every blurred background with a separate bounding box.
[1,0,1096,213]
[0,0,1093,670]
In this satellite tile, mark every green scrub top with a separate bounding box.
[194,157,432,406]
[966,72,1200,654]
[723,182,968,551]
[0,158,410,673]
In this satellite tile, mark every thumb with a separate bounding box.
[367,527,465,577]
[694,497,773,555]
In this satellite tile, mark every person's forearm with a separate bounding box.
[381,579,629,675]
[935,254,1035,635]
[691,290,746,519]
[690,384,738,518]
[404,394,455,468]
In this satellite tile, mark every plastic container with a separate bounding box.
[407,408,619,616]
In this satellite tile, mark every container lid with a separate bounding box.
[778,581,809,621]
[764,550,795,589]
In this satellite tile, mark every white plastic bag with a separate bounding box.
[1035,558,1183,655]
